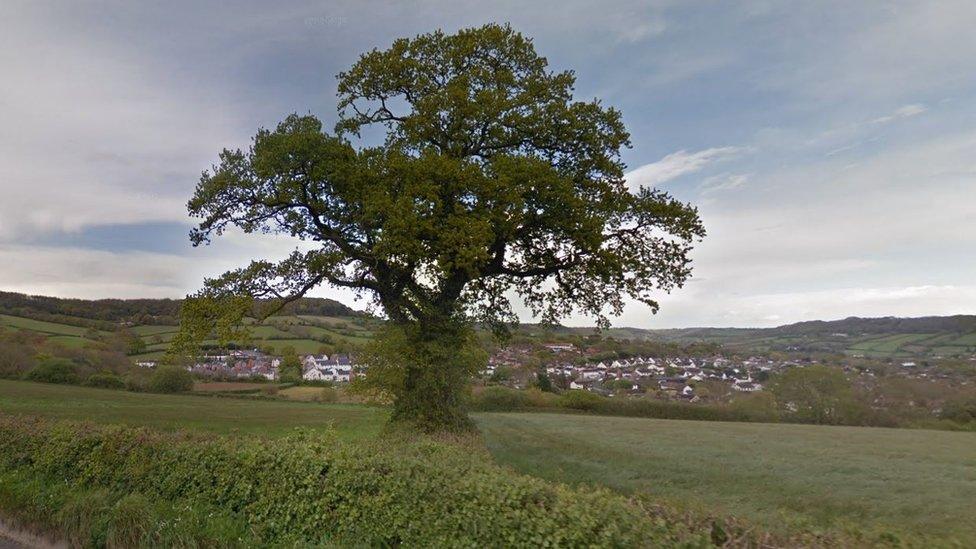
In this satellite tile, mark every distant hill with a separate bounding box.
[0,291,375,361]
[0,291,361,328]
[505,316,976,359]
[2,291,973,360]
[634,315,976,359]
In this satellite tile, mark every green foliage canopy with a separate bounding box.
[768,365,864,425]
[24,358,79,385]
[186,24,703,332]
[180,24,704,429]
[148,366,194,394]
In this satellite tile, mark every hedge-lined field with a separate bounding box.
[0,415,698,547]
[3,380,975,546]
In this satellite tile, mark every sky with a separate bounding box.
[1,1,975,328]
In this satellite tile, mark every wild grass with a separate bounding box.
[478,412,976,546]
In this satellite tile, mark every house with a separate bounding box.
[577,368,603,381]
[733,381,762,392]
[543,343,575,353]
[303,354,355,382]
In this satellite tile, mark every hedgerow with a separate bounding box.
[83,372,126,390]
[0,415,696,547]
[469,386,747,422]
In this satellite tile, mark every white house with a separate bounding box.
[302,354,356,383]
[577,368,603,381]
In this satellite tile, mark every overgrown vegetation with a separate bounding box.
[23,357,80,385]
[468,383,976,431]
[0,415,695,547]
[0,290,358,328]
[147,365,194,393]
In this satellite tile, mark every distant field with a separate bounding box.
[0,380,384,441]
[0,312,376,357]
[0,314,96,337]
[1,380,973,545]
[479,413,976,545]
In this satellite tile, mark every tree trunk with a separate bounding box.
[387,318,479,433]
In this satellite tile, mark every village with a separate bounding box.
[139,350,363,383]
[484,343,774,401]
[481,341,975,402]
[132,339,972,404]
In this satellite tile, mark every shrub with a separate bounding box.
[23,358,79,385]
[83,372,125,390]
[471,386,531,411]
[0,416,674,547]
[523,387,560,408]
[470,386,560,411]
[558,389,606,411]
[941,395,976,423]
[147,366,194,393]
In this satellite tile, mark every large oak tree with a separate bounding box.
[180,24,705,431]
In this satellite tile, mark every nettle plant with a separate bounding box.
[177,24,704,431]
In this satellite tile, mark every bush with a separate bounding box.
[148,366,194,393]
[558,389,606,411]
[83,372,125,390]
[941,395,976,423]
[470,386,560,411]
[0,416,674,547]
[471,386,531,411]
[23,358,79,385]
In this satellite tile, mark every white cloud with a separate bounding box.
[700,173,749,195]
[625,147,742,189]
[871,103,928,124]
[615,16,667,44]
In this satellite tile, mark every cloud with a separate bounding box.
[615,16,667,44]
[625,147,742,189]
[0,4,247,241]
[700,173,749,195]
[1,1,975,328]
[871,103,928,124]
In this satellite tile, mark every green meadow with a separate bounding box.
[478,412,976,543]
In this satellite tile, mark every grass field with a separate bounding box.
[0,380,385,440]
[478,413,976,544]
[0,312,377,358]
[1,379,974,545]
